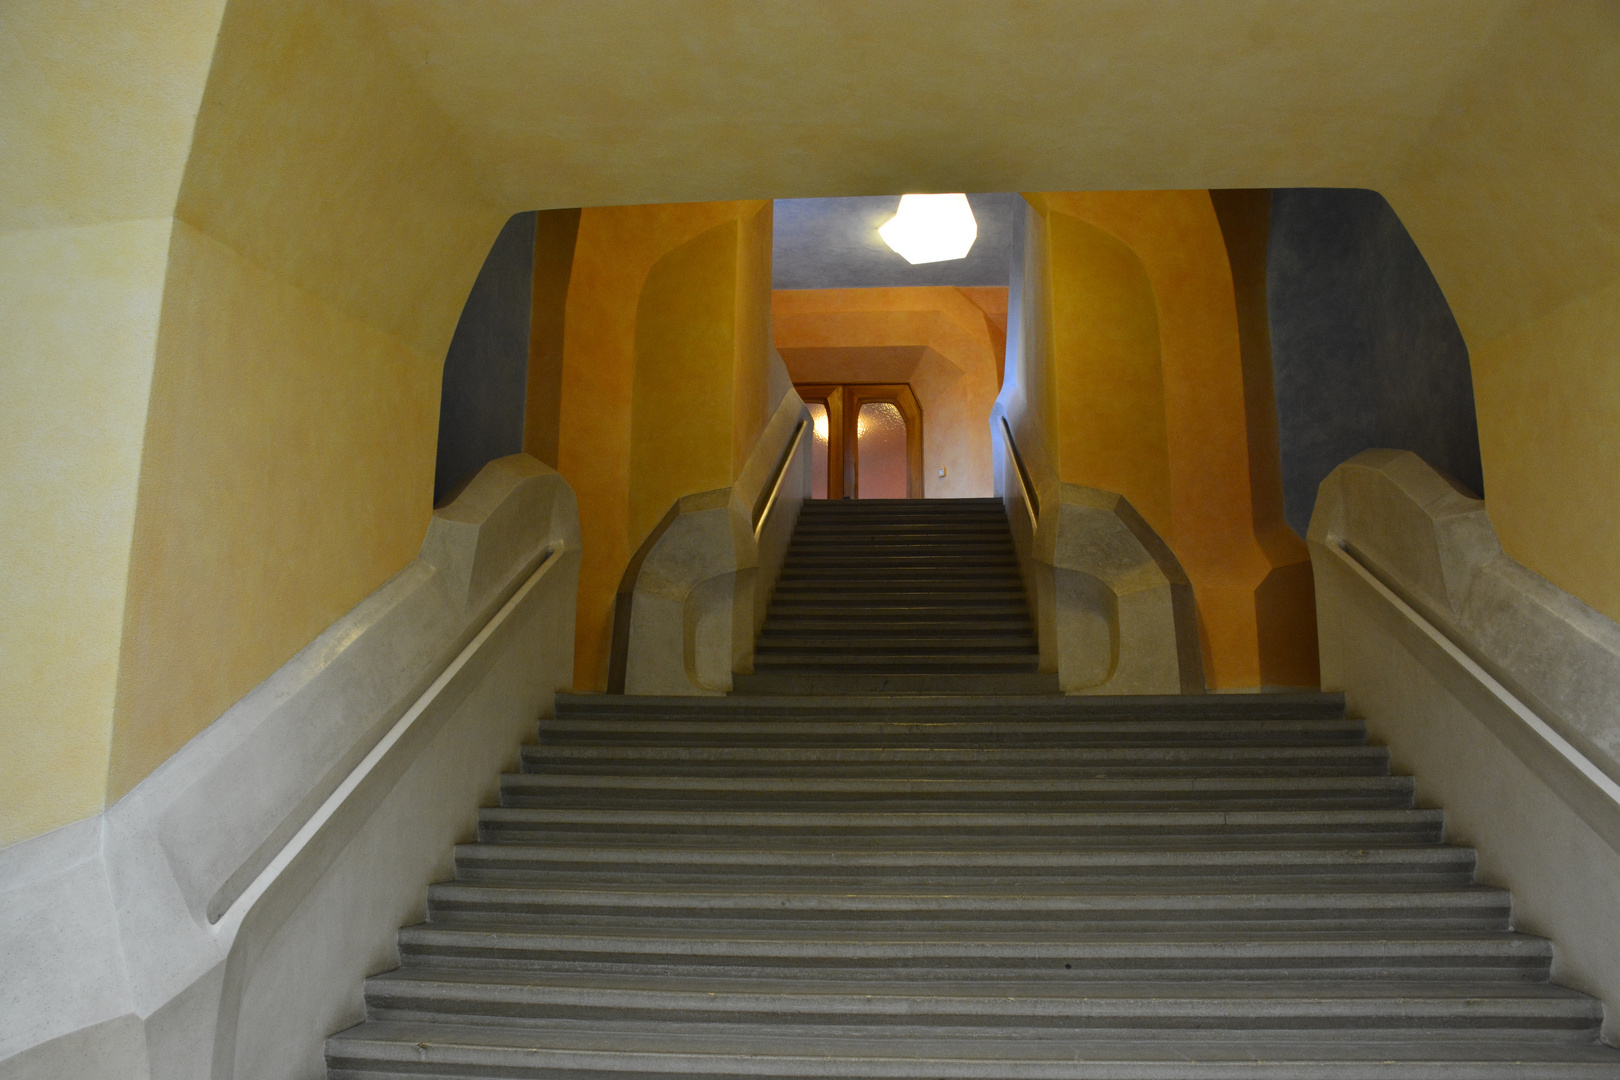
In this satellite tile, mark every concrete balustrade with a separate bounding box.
[615,391,812,695]
[0,456,581,1080]
[1310,449,1620,1037]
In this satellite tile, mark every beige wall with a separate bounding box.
[8,0,1620,845]
[0,0,227,845]
[1377,1,1620,620]
[108,0,503,802]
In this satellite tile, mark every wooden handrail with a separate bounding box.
[1001,416,1040,531]
[753,418,808,539]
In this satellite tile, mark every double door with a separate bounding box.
[796,383,923,500]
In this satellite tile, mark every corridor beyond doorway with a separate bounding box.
[798,383,924,499]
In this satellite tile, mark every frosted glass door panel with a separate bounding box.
[807,402,829,499]
[857,402,908,499]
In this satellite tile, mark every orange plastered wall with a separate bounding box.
[1028,191,1316,689]
[556,201,771,690]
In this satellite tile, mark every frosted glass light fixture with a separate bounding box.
[878,194,977,264]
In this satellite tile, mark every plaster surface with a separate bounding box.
[772,194,1022,289]
[621,385,810,695]
[557,200,775,691]
[0,219,172,843]
[1268,189,1482,536]
[522,208,581,469]
[1004,192,1315,690]
[434,211,537,505]
[0,456,580,1080]
[11,0,1620,840]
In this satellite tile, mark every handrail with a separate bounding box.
[213,542,564,927]
[1000,416,1040,532]
[606,502,681,694]
[1331,537,1620,850]
[753,418,808,539]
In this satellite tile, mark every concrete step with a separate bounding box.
[394,924,1553,980]
[780,553,1017,563]
[496,773,1418,812]
[475,806,1447,848]
[755,636,1039,652]
[537,718,1370,749]
[452,842,1479,887]
[358,970,1596,1032]
[325,679,1620,1077]
[733,672,1063,694]
[749,658,1042,676]
[328,1019,1620,1078]
[766,596,1027,611]
[519,743,1395,777]
[759,617,1035,632]
[554,691,1348,718]
[774,566,1023,582]
[761,605,1034,621]
[422,880,1511,933]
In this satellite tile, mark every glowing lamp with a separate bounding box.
[878,194,978,264]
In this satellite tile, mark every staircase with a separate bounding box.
[328,692,1620,1077]
[735,497,1058,694]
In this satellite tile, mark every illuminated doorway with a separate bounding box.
[795,383,923,498]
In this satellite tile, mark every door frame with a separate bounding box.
[795,383,924,499]
[793,384,846,499]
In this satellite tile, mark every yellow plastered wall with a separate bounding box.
[0,0,226,846]
[629,222,742,544]
[1044,211,1173,532]
[557,201,772,692]
[1382,2,1620,623]
[10,1,1620,847]
[104,0,502,804]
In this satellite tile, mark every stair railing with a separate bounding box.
[1001,416,1040,534]
[753,418,808,539]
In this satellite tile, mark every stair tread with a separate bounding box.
[400,923,1546,949]
[370,967,1592,1005]
[331,1018,1620,1069]
[455,843,1464,864]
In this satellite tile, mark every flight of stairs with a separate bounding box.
[735,497,1058,694]
[327,693,1620,1078]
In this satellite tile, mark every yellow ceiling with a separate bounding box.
[364,0,1512,209]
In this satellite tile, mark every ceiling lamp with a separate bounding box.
[878,194,978,264]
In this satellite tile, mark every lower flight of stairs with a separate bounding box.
[734,497,1058,695]
[326,693,1620,1078]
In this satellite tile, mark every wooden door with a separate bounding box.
[794,383,924,499]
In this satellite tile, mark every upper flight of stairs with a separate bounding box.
[735,497,1059,695]
[327,692,1620,1078]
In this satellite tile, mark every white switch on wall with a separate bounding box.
[937,468,947,478]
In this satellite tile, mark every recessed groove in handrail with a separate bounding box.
[1000,416,1040,531]
[754,418,808,539]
